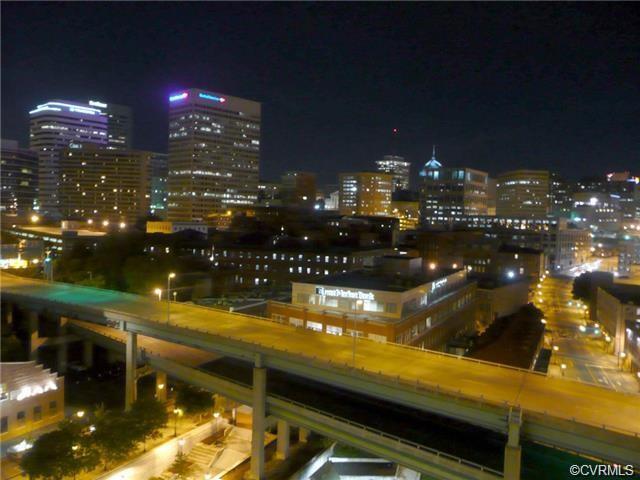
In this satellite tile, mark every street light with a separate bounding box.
[76,410,85,418]
[167,273,176,323]
[560,363,567,376]
[30,214,39,223]
[173,408,183,436]
[154,288,162,301]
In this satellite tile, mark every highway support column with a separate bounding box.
[125,331,137,411]
[27,310,44,362]
[2,302,13,325]
[504,407,522,480]
[56,316,68,374]
[155,371,168,403]
[299,427,310,443]
[276,420,290,460]
[249,355,266,480]
[82,340,94,369]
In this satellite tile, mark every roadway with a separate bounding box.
[2,273,640,463]
[533,275,639,393]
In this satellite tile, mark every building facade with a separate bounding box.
[58,145,154,224]
[213,245,390,290]
[496,170,550,218]
[375,155,411,191]
[0,139,38,216]
[280,171,317,208]
[572,192,622,233]
[266,264,476,350]
[167,88,261,223]
[339,172,393,216]
[419,150,488,226]
[596,285,640,370]
[29,100,109,216]
[0,362,64,444]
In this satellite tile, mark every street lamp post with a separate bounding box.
[167,273,176,323]
[154,288,162,301]
[173,408,183,437]
[618,352,627,370]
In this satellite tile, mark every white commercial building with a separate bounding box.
[29,100,108,216]
[0,362,64,446]
[167,88,261,223]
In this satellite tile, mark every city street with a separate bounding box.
[533,274,639,393]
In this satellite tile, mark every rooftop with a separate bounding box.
[498,244,543,255]
[296,268,462,292]
[11,226,106,238]
[601,284,640,305]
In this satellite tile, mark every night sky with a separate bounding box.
[2,3,639,186]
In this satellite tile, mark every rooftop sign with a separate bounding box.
[316,287,375,301]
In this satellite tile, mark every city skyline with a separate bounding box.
[2,3,639,186]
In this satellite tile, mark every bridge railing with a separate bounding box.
[267,393,504,476]
[138,344,504,477]
[1,273,546,376]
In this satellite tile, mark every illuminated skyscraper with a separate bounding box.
[339,172,393,216]
[58,144,153,224]
[419,147,488,225]
[29,100,108,216]
[375,155,410,191]
[496,170,550,218]
[89,100,133,149]
[167,88,260,223]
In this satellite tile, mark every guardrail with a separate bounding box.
[139,344,504,477]
[267,393,504,476]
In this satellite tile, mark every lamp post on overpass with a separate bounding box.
[167,272,176,323]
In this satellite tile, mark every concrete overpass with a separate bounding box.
[2,273,639,479]
[71,320,503,480]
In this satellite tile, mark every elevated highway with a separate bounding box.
[2,273,639,479]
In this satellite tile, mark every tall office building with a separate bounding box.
[339,172,393,216]
[167,88,261,223]
[89,100,133,149]
[419,148,488,226]
[0,139,39,215]
[375,155,411,191]
[29,100,108,216]
[280,171,316,208]
[496,170,550,218]
[576,172,640,223]
[58,144,153,224]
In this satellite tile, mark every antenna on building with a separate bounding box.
[420,143,442,176]
[391,128,399,155]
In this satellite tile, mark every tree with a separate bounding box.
[129,397,169,451]
[91,408,139,470]
[1,333,25,362]
[572,272,592,302]
[170,451,194,479]
[21,421,98,479]
[175,384,213,420]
